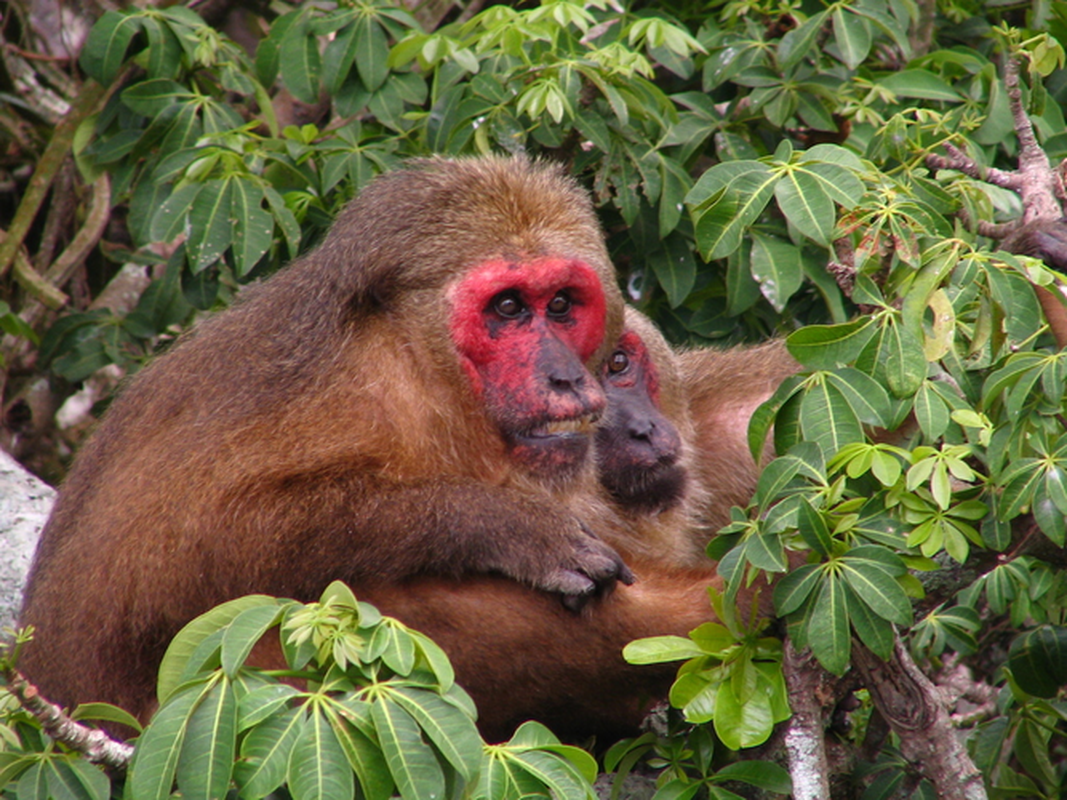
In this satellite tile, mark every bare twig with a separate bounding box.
[0,78,110,280]
[1,232,68,310]
[926,141,1020,189]
[3,669,133,770]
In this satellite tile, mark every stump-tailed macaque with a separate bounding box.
[594,307,801,561]
[19,156,635,724]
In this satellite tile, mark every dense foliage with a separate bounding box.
[3,0,1067,797]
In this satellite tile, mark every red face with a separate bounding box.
[449,257,608,477]
[595,329,686,511]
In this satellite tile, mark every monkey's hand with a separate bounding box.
[549,526,636,612]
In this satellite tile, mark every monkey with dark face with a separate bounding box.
[18,156,634,724]
[594,308,800,563]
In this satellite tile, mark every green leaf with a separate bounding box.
[1008,626,1067,698]
[80,10,144,85]
[713,680,774,750]
[878,69,961,101]
[999,459,1043,520]
[774,564,821,616]
[176,678,237,800]
[779,11,828,71]
[658,156,691,237]
[1032,480,1066,546]
[46,758,111,800]
[623,636,706,664]
[797,497,833,556]
[914,382,950,440]
[1045,464,1067,515]
[236,706,305,800]
[840,560,913,625]
[832,7,872,69]
[711,760,791,793]
[824,368,891,426]
[806,160,865,208]
[71,702,144,733]
[279,13,322,104]
[150,182,203,244]
[754,452,802,507]
[367,623,417,675]
[325,703,393,800]
[128,684,206,800]
[387,686,482,781]
[231,180,274,277]
[371,697,445,800]
[186,178,234,273]
[354,16,392,93]
[785,318,875,369]
[322,22,359,96]
[845,583,895,660]
[775,169,835,245]
[883,319,926,398]
[744,530,787,572]
[648,234,696,308]
[799,379,865,456]
[158,595,276,705]
[221,604,281,677]
[289,705,355,800]
[750,232,803,311]
[687,161,776,259]
[807,574,851,675]
[238,683,302,731]
[264,186,302,259]
[507,749,594,800]
[122,79,195,118]
[143,16,183,80]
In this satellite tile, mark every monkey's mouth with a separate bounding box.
[524,412,601,440]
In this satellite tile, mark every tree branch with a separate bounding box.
[853,638,987,800]
[3,669,133,771]
[782,641,832,800]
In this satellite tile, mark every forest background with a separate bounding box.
[2,0,1067,798]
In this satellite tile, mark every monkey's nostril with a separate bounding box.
[628,418,655,441]
[549,371,585,391]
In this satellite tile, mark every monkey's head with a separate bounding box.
[449,255,609,476]
[327,155,624,480]
[596,307,689,513]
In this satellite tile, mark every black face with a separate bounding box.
[595,332,687,512]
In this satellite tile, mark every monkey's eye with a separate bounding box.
[546,292,572,318]
[608,351,629,374]
[492,292,525,318]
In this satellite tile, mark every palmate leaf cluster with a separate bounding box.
[0,583,598,800]
[7,0,1067,795]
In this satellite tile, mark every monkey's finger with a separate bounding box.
[552,568,598,599]
[560,592,592,613]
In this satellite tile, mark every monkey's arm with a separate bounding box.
[223,473,632,602]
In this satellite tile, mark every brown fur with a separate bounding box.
[678,339,802,534]
[18,156,633,723]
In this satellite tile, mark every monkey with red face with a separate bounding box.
[18,156,634,724]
